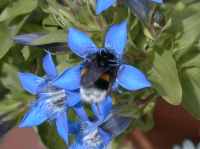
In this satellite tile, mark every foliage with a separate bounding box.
[0,0,200,148]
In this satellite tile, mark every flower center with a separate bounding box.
[83,129,103,148]
[38,84,67,113]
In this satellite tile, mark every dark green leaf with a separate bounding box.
[0,0,38,22]
[0,16,28,59]
[38,123,66,149]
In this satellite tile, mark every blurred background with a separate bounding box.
[0,0,200,148]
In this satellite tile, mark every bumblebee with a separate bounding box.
[80,49,120,103]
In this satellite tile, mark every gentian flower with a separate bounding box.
[18,52,88,144]
[96,0,163,15]
[69,99,132,149]
[53,21,151,107]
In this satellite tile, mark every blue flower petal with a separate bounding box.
[67,91,81,107]
[151,0,163,4]
[14,33,45,45]
[68,28,98,58]
[117,64,151,91]
[42,52,57,78]
[92,96,112,120]
[112,82,119,91]
[68,120,80,134]
[100,108,132,138]
[99,96,112,118]
[91,103,101,120]
[18,72,44,95]
[99,128,112,145]
[56,112,69,144]
[69,142,85,149]
[104,21,128,57]
[73,103,89,121]
[52,64,81,90]
[19,100,48,127]
[96,0,116,15]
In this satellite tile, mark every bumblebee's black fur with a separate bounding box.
[80,49,120,103]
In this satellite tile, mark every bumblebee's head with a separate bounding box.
[96,49,119,68]
[82,49,120,85]
[86,48,120,69]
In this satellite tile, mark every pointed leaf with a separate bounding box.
[38,123,66,149]
[149,50,182,105]
[0,16,28,59]
[181,68,200,119]
[0,0,38,22]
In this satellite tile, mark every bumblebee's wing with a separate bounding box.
[100,109,132,138]
[81,62,107,86]
[14,33,68,53]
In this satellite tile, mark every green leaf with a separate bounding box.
[181,67,200,119]
[180,52,200,69]
[0,102,26,137]
[149,50,182,105]
[0,64,29,136]
[178,12,200,48]
[31,30,66,45]
[38,123,66,149]
[0,23,13,59]
[134,113,155,132]
[1,63,21,91]
[0,16,28,59]
[1,63,32,102]
[0,0,9,9]
[21,46,30,60]
[175,7,200,59]
[0,0,38,22]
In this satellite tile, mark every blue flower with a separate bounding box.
[70,122,111,149]
[96,0,163,15]
[53,21,151,105]
[69,100,132,149]
[18,52,88,144]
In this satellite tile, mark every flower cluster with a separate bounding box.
[18,21,151,148]
[17,2,156,149]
